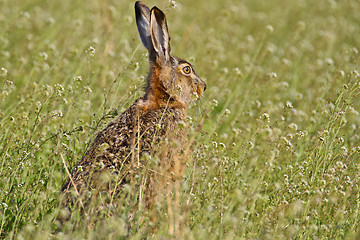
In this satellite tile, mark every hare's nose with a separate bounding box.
[200,79,206,91]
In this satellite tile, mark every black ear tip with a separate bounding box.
[135,1,141,12]
[135,1,149,11]
[151,6,163,14]
[135,1,151,20]
[151,6,166,20]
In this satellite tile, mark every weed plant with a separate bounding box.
[1,0,360,239]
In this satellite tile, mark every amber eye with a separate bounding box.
[182,66,191,75]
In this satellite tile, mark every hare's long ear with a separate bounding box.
[150,7,171,64]
[135,1,152,51]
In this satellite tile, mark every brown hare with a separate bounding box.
[61,1,206,209]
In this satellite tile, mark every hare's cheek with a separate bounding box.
[193,83,199,95]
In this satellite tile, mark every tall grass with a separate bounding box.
[1,0,359,239]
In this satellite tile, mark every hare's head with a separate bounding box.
[135,1,206,111]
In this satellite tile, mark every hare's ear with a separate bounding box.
[135,1,152,51]
[150,7,171,64]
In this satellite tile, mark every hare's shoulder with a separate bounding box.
[83,104,140,161]
[78,102,185,164]
[94,105,138,145]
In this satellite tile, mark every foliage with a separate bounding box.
[1,0,359,239]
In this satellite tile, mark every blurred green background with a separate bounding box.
[1,0,360,239]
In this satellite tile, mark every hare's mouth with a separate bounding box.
[195,79,206,100]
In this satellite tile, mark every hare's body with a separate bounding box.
[62,101,185,201]
[62,1,206,207]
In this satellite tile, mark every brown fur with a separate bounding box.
[61,1,206,211]
[61,99,186,205]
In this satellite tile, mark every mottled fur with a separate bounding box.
[61,1,206,208]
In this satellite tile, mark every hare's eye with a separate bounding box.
[182,66,191,75]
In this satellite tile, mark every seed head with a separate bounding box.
[0,67,7,76]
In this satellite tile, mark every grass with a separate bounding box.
[1,0,360,239]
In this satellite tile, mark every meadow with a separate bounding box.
[1,0,360,239]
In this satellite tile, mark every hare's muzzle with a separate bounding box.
[196,77,206,99]
[202,80,207,92]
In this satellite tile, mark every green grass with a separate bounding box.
[1,0,360,238]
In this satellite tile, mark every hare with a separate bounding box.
[61,1,206,209]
